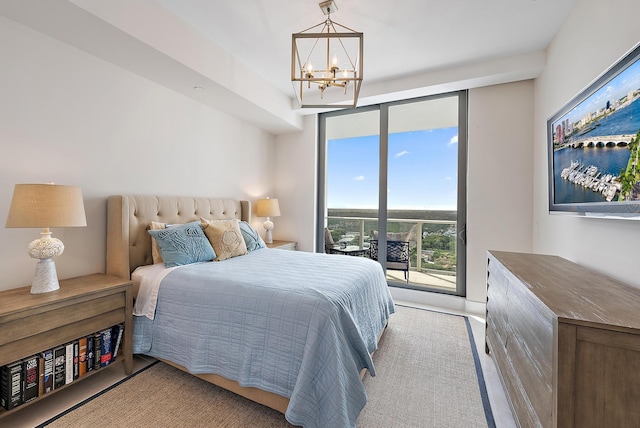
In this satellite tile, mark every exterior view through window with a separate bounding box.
[318,92,467,296]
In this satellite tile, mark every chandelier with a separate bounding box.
[291,0,363,108]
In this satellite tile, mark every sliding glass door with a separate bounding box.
[320,107,380,255]
[318,92,467,296]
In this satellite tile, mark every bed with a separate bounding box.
[106,195,395,428]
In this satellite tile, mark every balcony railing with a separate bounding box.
[326,216,457,276]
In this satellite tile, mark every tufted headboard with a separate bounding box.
[106,195,250,280]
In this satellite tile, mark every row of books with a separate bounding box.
[0,324,124,411]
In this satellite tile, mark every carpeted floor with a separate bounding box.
[40,305,494,428]
[359,306,494,427]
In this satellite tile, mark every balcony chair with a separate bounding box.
[324,227,339,254]
[369,239,410,283]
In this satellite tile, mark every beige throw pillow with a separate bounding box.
[201,218,248,261]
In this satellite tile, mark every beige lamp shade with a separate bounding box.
[256,198,281,218]
[6,183,87,228]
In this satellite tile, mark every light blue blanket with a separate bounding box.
[132,248,395,428]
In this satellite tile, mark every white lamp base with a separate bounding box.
[27,232,64,294]
[31,258,60,294]
[263,218,274,244]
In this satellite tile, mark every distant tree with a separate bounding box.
[331,228,346,243]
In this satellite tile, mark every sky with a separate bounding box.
[557,55,640,126]
[327,127,459,210]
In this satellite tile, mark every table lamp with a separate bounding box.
[5,183,87,294]
[256,197,280,244]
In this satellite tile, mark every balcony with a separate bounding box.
[326,215,457,292]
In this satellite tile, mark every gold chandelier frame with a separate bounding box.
[291,1,363,108]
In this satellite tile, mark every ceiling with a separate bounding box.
[158,0,575,94]
[0,0,576,134]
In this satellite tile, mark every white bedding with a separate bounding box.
[132,263,180,319]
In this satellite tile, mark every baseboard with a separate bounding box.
[464,299,486,315]
[390,287,486,315]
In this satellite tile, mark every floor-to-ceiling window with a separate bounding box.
[317,91,468,296]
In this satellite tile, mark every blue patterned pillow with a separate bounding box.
[148,221,215,267]
[238,221,266,252]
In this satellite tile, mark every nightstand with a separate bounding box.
[266,240,297,251]
[0,273,132,418]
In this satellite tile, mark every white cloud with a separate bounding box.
[354,175,365,181]
[449,135,458,145]
[395,150,409,158]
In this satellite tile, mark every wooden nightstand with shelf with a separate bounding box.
[266,240,297,251]
[0,273,132,418]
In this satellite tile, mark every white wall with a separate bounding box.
[276,81,535,305]
[467,81,534,303]
[274,115,318,252]
[0,16,276,291]
[533,0,640,288]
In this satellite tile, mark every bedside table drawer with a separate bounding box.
[0,293,125,345]
[266,240,297,250]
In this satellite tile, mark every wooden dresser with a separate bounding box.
[486,250,640,428]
